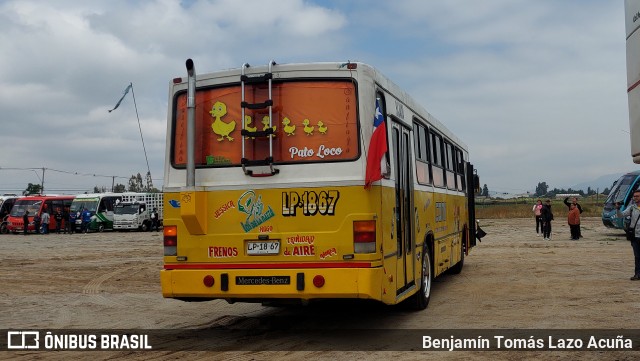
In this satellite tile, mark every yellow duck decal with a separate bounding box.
[317,120,328,134]
[244,115,256,139]
[302,119,314,136]
[209,101,236,142]
[283,117,296,136]
[262,115,276,137]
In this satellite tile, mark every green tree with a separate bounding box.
[128,173,144,192]
[23,183,42,196]
[113,183,126,193]
[535,182,548,197]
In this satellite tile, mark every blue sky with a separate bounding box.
[0,0,633,195]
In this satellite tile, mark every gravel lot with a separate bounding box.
[1,217,638,360]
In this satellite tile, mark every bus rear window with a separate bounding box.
[172,80,359,167]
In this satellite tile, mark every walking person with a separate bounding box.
[540,199,554,241]
[617,190,640,280]
[564,196,583,238]
[23,210,29,235]
[41,210,50,234]
[533,199,543,236]
[568,203,581,240]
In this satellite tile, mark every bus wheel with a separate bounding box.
[141,222,149,232]
[0,223,7,234]
[97,224,105,233]
[411,244,432,310]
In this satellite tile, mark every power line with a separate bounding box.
[0,167,162,193]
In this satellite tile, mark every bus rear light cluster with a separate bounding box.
[313,275,325,288]
[164,226,177,256]
[203,275,215,288]
[353,220,376,253]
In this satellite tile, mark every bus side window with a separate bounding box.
[455,148,465,192]
[413,120,432,185]
[430,131,445,188]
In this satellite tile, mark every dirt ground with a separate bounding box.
[1,217,639,360]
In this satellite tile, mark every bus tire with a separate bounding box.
[97,223,105,233]
[0,223,7,234]
[141,222,149,232]
[411,244,432,310]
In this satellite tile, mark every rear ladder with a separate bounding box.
[240,60,279,177]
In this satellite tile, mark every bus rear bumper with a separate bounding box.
[160,267,384,302]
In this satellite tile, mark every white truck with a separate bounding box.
[113,192,163,231]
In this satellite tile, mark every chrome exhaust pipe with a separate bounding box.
[185,59,196,188]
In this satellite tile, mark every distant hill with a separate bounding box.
[569,172,626,193]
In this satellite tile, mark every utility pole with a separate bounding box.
[41,167,45,195]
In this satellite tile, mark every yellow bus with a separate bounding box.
[160,60,480,310]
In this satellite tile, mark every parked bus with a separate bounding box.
[160,60,480,310]
[0,194,18,234]
[69,193,122,232]
[602,170,640,230]
[7,195,75,233]
[626,0,640,163]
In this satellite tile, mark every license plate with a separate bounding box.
[246,240,280,255]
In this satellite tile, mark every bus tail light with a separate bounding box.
[353,220,376,253]
[164,226,177,256]
[313,275,325,288]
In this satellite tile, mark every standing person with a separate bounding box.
[81,208,91,233]
[540,199,554,241]
[23,210,29,235]
[33,212,41,235]
[64,206,73,234]
[41,210,50,234]
[532,199,543,236]
[151,207,159,232]
[54,208,63,234]
[617,190,640,280]
[568,203,581,240]
[564,196,583,238]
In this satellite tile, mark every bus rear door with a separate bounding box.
[392,122,416,297]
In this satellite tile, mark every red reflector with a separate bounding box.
[173,77,183,84]
[203,275,215,287]
[313,275,325,288]
[347,63,357,70]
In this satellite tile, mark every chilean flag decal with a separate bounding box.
[364,99,387,189]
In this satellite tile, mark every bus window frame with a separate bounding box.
[170,78,363,169]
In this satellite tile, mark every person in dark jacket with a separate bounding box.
[540,199,554,241]
[54,208,63,234]
[23,210,29,235]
